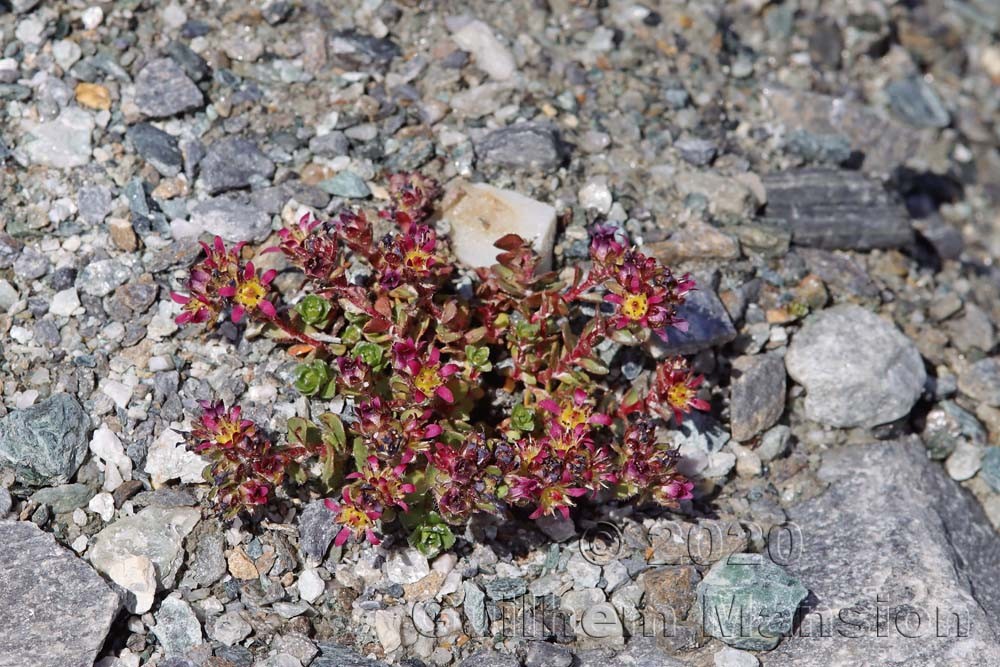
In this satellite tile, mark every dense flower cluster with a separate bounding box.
[174,172,709,552]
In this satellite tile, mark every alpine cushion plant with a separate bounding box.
[172,172,709,552]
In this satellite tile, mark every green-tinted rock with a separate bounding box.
[318,171,370,198]
[980,447,1000,492]
[30,484,94,514]
[0,394,90,486]
[695,553,807,651]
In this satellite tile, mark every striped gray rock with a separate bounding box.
[0,521,120,667]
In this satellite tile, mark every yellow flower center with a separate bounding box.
[414,366,442,396]
[667,383,693,409]
[215,419,241,446]
[622,293,649,321]
[559,405,589,430]
[341,505,370,529]
[404,248,432,271]
[235,278,266,308]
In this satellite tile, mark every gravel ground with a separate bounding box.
[1,1,1000,666]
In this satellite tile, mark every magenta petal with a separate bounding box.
[538,399,560,414]
[604,293,623,305]
[244,262,255,279]
[529,506,544,520]
[258,300,277,318]
[673,319,690,333]
[170,291,190,304]
[435,386,454,404]
[424,424,442,439]
[218,285,236,297]
[440,363,459,377]
[261,268,277,285]
[589,414,613,426]
[334,527,351,546]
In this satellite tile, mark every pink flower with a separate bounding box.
[326,487,382,546]
[218,261,277,323]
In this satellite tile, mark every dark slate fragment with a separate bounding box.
[0,521,121,667]
[763,168,913,250]
[134,58,204,118]
[128,123,182,176]
[298,499,341,561]
[653,286,737,356]
[166,40,210,82]
[199,137,276,195]
[329,30,402,70]
[313,642,390,667]
[475,122,566,172]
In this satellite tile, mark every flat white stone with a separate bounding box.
[441,181,556,271]
[145,427,205,487]
[50,288,80,317]
[107,555,157,613]
[449,20,517,81]
[22,107,95,169]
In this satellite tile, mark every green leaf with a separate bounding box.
[318,413,347,450]
[353,341,384,368]
[295,294,332,325]
[293,360,330,396]
[510,404,535,432]
[577,357,609,375]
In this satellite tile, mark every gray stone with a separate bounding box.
[762,86,923,174]
[13,247,48,280]
[0,394,90,487]
[674,137,717,166]
[199,137,276,195]
[78,185,113,225]
[318,171,370,198]
[153,596,203,657]
[486,576,527,601]
[21,107,94,168]
[768,439,1000,665]
[713,647,759,667]
[958,358,1000,406]
[980,447,1000,492]
[785,305,926,428]
[30,483,93,514]
[0,521,120,667]
[729,353,786,441]
[188,196,272,243]
[128,123,182,177]
[313,642,390,667]
[135,58,204,118]
[763,169,913,250]
[757,425,791,462]
[887,76,951,129]
[385,547,429,584]
[695,553,807,650]
[525,641,572,667]
[308,131,349,158]
[297,498,339,561]
[475,122,565,172]
[89,506,200,589]
[76,259,131,297]
[599,638,687,667]
[209,611,252,646]
[458,651,520,667]
[329,30,401,70]
[0,489,11,516]
[652,286,736,356]
[464,580,488,636]
[180,519,226,587]
[783,129,852,165]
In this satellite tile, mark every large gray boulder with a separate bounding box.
[0,521,121,667]
[765,439,1000,666]
[785,305,925,428]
